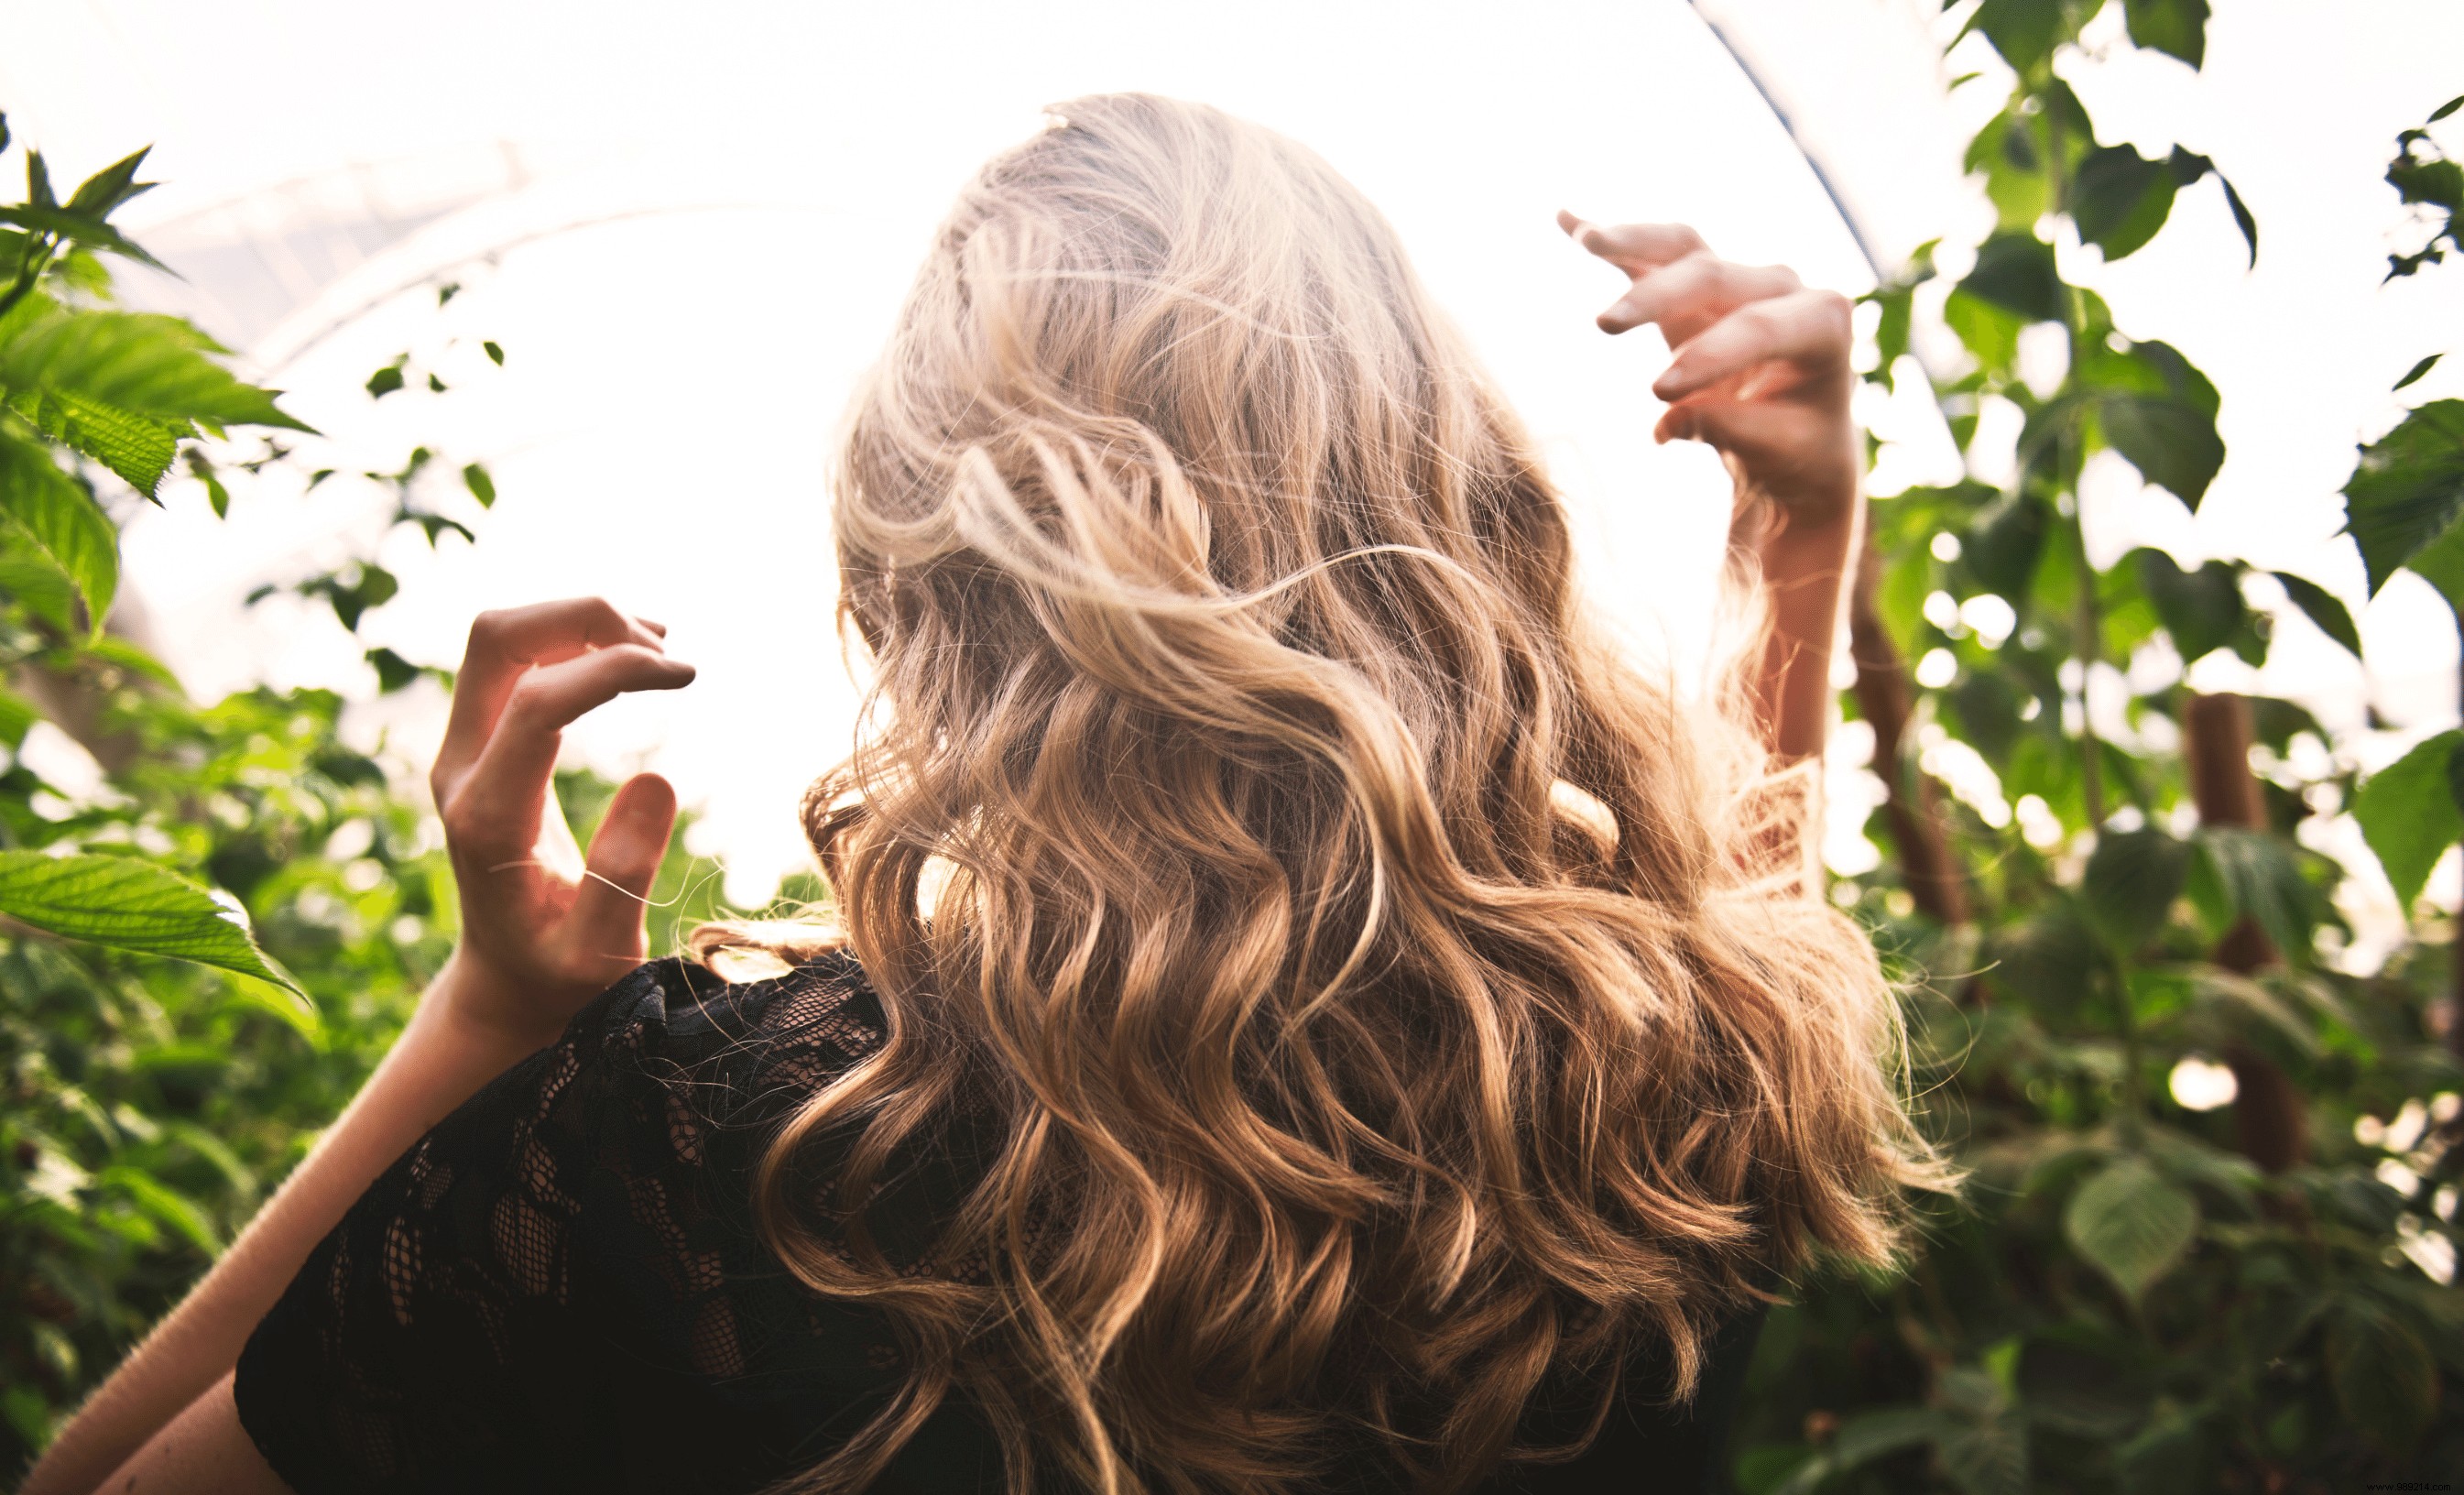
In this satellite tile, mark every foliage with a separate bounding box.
[1727,5,2464,1492]
[7,14,2464,1493]
[0,115,776,1473]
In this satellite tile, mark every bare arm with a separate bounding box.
[1560,213,1863,762]
[22,598,693,1495]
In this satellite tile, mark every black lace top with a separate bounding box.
[234,955,1762,1494]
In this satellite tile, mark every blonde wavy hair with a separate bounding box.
[714,93,1937,1495]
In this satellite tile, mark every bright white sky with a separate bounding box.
[5,0,2462,913]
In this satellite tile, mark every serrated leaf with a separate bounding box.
[2064,1157,2200,1303]
[2341,400,2464,594]
[2269,571,2360,657]
[2083,826,2192,954]
[2195,826,2317,962]
[0,431,118,632]
[0,295,311,433]
[2351,729,2464,910]
[13,388,179,496]
[0,850,300,992]
[2328,1301,2439,1451]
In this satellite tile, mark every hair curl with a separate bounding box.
[716,93,1942,1495]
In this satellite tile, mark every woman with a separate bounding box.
[27,93,1936,1495]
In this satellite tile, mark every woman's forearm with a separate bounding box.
[21,956,546,1495]
[1743,500,1861,763]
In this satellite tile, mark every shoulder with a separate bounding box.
[569,950,889,1131]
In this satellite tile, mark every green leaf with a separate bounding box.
[2064,1157,2200,1304]
[0,683,40,748]
[2121,0,2208,67]
[2083,826,2192,955]
[26,149,55,209]
[1989,908,2099,1011]
[1965,491,2052,599]
[305,562,399,632]
[366,647,422,693]
[11,388,180,496]
[1957,232,2064,322]
[2433,93,2464,125]
[2269,571,2360,657]
[2101,397,2225,509]
[2212,171,2258,267]
[0,431,119,632]
[2132,549,2242,662]
[2351,729,2464,910]
[2074,145,2177,261]
[2194,827,2316,963]
[0,850,300,992]
[1965,0,2084,74]
[2327,1300,2440,1451]
[482,339,504,366]
[0,295,313,432]
[93,1164,221,1255]
[2393,353,2440,392]
[63,147,158,220]
[186,449,229,518]
[1936,1413,2029,1495]
[463,461,496,507]
[2340,400,2464,594]
[365,357,407,399]
[0,203,167,273]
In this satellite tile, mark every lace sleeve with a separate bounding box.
[230,957,903,1495]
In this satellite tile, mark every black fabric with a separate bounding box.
[235,956,1761,1494]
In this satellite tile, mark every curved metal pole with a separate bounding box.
[1682,0,1892,282]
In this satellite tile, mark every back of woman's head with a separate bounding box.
[748,93,1937,1494]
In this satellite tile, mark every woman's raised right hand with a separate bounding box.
[427,597,695,1048]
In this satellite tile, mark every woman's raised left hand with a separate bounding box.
[427,597,696,1048]
[1560,212,1859,537]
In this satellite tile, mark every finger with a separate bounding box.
[1652,288,1852,402]
[1654,398,1844,480]
[1559,213,1708,274]
[442,646,695,861]
[435,598,669,794]
[568,771,679,965]
[1599,253,1801,339]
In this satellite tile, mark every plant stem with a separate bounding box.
[2071,499,2106,830]
[2452,601,2464,1061]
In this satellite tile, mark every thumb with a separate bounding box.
[571,772,679,962]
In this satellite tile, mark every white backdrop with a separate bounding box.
[4,0,2460,910]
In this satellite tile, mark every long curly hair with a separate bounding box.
[724,93,1940,1495]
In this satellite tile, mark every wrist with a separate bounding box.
[423,949,568,1059]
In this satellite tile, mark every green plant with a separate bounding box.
[1728,6,2464,1491]
[0,115,775,1471]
